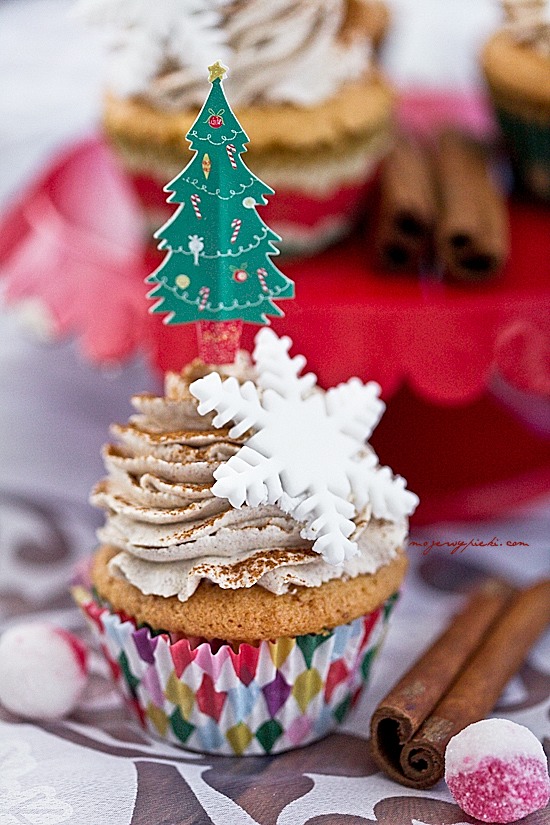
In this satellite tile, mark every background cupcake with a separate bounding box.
[79,0,395,253]
[76,329,418,755]
[481,0,550,200]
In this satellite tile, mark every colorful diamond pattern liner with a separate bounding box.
[74,589,397,756]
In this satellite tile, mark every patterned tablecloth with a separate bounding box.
[0,310,548,825]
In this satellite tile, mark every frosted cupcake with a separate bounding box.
[79,0,395,252]
[481,0,550,200]
[75,328,418,755]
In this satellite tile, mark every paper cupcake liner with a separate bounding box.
[495,105,550,201]
[73,586,398,755]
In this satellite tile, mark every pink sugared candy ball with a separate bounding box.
[0,623,88,719]
[445,718,550,823]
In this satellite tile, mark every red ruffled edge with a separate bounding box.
[0,135,548,404]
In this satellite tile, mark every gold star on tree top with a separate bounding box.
[208,61,228,83]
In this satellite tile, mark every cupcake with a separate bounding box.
[481,1,550,200]
[79,0,395,253]
[75,329,418,755]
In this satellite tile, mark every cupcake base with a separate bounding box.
[91,544,407,641]
[482,33,550,201]
[74,585,398,755]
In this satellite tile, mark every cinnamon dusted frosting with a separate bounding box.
[92,356,406,603]
[82,0,373,109]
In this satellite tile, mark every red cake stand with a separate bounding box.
[0,94,549,524]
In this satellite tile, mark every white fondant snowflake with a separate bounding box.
[190,329,419,565]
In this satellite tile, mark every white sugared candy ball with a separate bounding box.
[445,718,550,823]
[0,623,89,719]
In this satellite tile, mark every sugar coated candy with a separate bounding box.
[445,718,550,823]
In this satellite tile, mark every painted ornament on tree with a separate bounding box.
[257,268,269,292]
[190,194,202,220]
[198,286,210,311]
[226,143,237,169]
[207,109,224,128]
[146,60,294,350]
[190,328,419,565]
[188,235,204,266]
[230,218,242,244]
[232,267,248,283]
[176,275,191,290]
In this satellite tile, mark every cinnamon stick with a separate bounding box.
[375,136,437,272]
[436,130,509,282]
[370,578,550,789]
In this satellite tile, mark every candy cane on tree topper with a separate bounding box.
[146,61,294,364]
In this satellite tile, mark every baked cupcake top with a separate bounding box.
[92,330,418,603]
[78,0,374,109]
[482,31,550,115]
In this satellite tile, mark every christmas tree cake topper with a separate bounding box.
[146,61,294,364]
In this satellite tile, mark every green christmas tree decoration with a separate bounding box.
[146,61,294,362]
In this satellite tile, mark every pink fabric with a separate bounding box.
[0,139,152,364]
[396,89,497,141]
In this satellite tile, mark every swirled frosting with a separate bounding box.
[81,0,373,109]
[92,356,406,602]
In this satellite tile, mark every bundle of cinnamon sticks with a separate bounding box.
[374,130,509,282]
[370,578,550,789]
